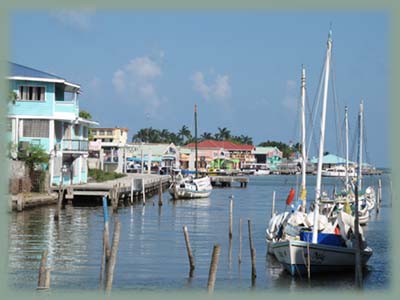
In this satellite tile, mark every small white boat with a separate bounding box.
[254,168,271,176]
[322,165,357,177]
[169,175,212,199]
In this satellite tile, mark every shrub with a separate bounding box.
[88,168,126,182]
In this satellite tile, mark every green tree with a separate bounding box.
[79,110,92,120]
[18,144,50,170]
[8,91,17,104]
[200,132,214,141]
[215,127,231,141]
[178,125,192,144]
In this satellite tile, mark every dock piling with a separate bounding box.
[248,219,257,283]
[158,179,163,206]
[37,250,49,290]
[229,195,233,240]
[130,178,134,204]
[142,178,146,205]
[183,226,195,277]
[100,196,110,288]
[105,220,121,293]
[207,243,221,293]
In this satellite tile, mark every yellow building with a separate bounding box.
[92,127,128,144]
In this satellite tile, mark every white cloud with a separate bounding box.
[112,56,164,116]
[192,71,210,100]
[191,71,231,102]
[125,57,161,79]
[51,10,95,31]
[214,75,231,99]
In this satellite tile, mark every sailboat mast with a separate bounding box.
[357,101,363,192]
[345,106,349,192]
[312,31,333,244]
[195,104,198,179]
[300,66,307,212]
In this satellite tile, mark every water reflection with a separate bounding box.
[8,175,391,291]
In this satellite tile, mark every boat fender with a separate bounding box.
[286,188,296,205]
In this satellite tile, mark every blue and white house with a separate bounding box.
[6,62,98,186]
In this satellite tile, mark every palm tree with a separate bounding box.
[201,132,214,141]
[178,125,192,144]
[216,127,231,141]
[132,128,148,142]
[159,129,171,143]
[240,135,253,145]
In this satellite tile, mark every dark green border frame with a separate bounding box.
[0,1,398,300]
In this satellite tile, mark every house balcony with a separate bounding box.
[54,100,79,116]
[61,139,89,152]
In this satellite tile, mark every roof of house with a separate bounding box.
[9,62,65,80]
[8,62,80,89]
[185,140,254,151]
[310,153,355,164]
[253,146,281,155]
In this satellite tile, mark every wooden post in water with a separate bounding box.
[354,184,363,289]
[158,179,163,206]
[229,195,234,240]
[378,178,382,208]
[37,249,48,290]
[54,186,63,221]
[99,196,110,288]
[130,177,134,204]
[105,220,121,293]
[207,244,221,293]
[238,218,242,264]
[44,268,51,289]
[142,178,146,205]
[183,226,195,277]
[248,219,257,283]
[271,191,276,218]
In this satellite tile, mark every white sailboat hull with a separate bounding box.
[169,176,212,199]
[271,239,372,276]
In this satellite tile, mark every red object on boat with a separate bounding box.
[334,226,340,235]
[286,188,295,205]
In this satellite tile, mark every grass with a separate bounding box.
[88,168,126,182]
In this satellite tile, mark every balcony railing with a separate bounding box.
[54,100,78,114]
[61,139,89,152]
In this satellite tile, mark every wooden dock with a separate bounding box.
[52,173,170,206]
[210,176,249,188]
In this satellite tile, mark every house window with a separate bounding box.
[83,127,88,138]
[22,119,49,138]
[74,124,80,137]
[19,86,45,101]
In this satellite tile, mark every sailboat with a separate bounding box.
[271,31,373,276]
[169,104,212,199]
[320,105,376,225]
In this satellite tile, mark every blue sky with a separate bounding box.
[10,11,389,167]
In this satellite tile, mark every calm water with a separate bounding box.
[8,175,391,291]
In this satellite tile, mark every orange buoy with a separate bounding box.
[286,188,295,205]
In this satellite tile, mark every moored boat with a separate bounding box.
[169,175,212,199]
